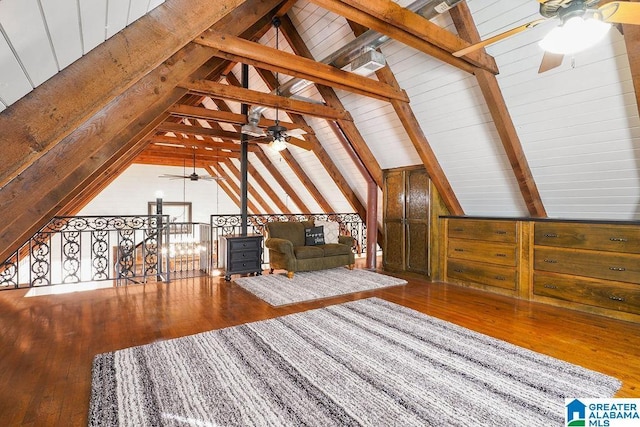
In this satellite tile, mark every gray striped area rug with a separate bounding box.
[89,298,620,426]
[234,267,407,306]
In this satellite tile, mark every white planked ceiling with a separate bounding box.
[0,0,164,111]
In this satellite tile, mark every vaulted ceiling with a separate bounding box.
[1,0,639,263]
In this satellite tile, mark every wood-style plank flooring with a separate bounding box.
[1,267,639,426]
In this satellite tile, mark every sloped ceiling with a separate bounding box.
[1,0,640,264]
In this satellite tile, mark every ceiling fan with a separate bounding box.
[239,16,313,152]
[158,149,224,181]
[453,1,640,73]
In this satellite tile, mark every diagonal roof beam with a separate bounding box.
[622,1,640,116]
[0,0,246,188]
[345,20,463,215]
[279,15,384,188]
[335,0,497,73]
[450,3,546,218]
[194,31,410,101]
[304,0,497,74]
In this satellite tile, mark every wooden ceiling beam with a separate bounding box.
[0,0,246,188]
[194,31,410,101]
[181,79,352,121]
[335,0,498,74]
[157,122,245,140]
[623,1,640,117]
[140,147,240,160]
[450,3,546,218]
[149,135,259,152]
[304,0,477,75]
[169,104,315,134]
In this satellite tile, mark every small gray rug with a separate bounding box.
[234,267,408,306]
[89,298,621,426]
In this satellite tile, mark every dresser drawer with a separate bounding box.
[229,259,261,273]
[535,222,640,253]
[447,238,516,266]
[447,259,516,290]
[533,271,640,315]
[448,219,517,243]
[229,250,260,263]
[228,238,261,252]
[534,247,640,283]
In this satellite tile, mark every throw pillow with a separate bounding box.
[304,226,325,246]
[315,220,339,244]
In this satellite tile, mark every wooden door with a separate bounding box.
[383,170,405,271]
[405,168,430,275]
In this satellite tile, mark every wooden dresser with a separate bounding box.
[442,216,640,322]
[445,218,522,297]
[532,221,640,317]
[220,234,263,282]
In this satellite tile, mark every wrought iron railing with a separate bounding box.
[0,216,213,290]
[210,213,366,269]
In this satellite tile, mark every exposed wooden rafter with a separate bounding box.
[303,0,497,75]
[450,3,546,218]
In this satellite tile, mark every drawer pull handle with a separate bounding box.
[609,237,628,242]
[609,267,626,272]
[495,253,507,257]
[544,284,558,289]
[609,295,625,302]
[453,228,464,232]
[454,248,464,252]
[544,233,558,238]
[453,268,464,273]
[494,275,506,281]
[495,231,507,235]
[544,259,558,264]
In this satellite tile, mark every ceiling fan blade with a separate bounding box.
[600,2,640,25]
[453,19,547,57]
[538,51,564,73]
[287,138,314,151]
[199,175,226,181]
[159,174,189,179]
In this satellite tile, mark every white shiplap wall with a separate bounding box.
[0,0,164,109]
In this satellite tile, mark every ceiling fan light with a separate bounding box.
[539,16,611,55]
[268,136,288,152]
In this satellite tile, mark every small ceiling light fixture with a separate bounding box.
[539,4,611,55]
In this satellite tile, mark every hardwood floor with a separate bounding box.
[1,268,639,426]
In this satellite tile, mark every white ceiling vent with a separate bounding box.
[349,50,386,76]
